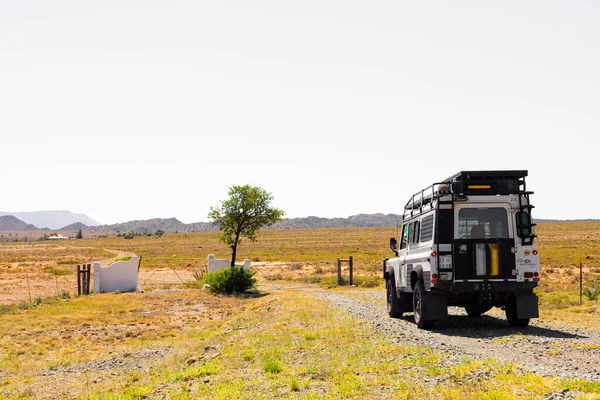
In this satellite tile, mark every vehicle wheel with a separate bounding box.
[465,304,493,318]
[505,298,530,327]
[413,279,434,329]
[386,276,402,318]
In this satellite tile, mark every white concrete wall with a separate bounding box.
[93,256,139,294]
[208,254,251,273]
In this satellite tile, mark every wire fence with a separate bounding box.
[137,258,348,291]
[0,263,82,306]
[250,260,337,290]
[138,257,206,290]
[3,255,599,307]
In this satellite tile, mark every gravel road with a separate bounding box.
[315,290,600,381]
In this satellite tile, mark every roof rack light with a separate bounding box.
[467,185,491,189]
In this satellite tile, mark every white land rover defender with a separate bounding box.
[384,171,539,329]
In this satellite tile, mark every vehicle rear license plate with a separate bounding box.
[439,255,452,269]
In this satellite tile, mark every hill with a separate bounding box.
[267,213,402,230]
[86,214,402,234]
[60,222,90,231]
[0,210,100,230]
[103,218,189,233]
[0,215,39,231]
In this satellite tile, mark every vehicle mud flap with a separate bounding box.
[422,293,448,320]
[399,292,413,313]
[516,294,539,319]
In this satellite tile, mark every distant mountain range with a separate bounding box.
[0,211,403,232]
[0,211,100,230]
[0,210,595,233]
[0,215,39,231]
[80,213,403,233]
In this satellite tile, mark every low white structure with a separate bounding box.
[208,254,251,273]
[48,234,69,240]
[93,256,139,293]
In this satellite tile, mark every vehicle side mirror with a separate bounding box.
[389,237,398,254]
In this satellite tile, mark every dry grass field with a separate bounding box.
[0,222,599,399]
[75,226,399,269]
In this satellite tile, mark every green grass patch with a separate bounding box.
[263,358,282,374]
[56,259,80,265]
[299,274,381,288]
[290,377,300,392]
[172,361,220,381]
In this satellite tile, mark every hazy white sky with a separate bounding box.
[1,1,598,224]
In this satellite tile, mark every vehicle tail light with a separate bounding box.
[534,272,539,277]
[431,273,438,284]
[533,250,538,255]
[524,272,534,278]
[533,277,540,282]
[431,251,437,257]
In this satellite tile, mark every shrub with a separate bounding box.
[290,377,300,392]
[583,286,600,301]
[263,358,282,374]
[355,276,380,288]
[57,260,79,265]
[192,268,206,281]
[203,266,256,294]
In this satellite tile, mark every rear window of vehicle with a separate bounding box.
[458,207,509,239]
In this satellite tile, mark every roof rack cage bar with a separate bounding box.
[403,171,531,220]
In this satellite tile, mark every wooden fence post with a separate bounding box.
[86,264,91,295]
[337,259,342,285]
[77,264,81,296]
[77,264,92,295]
[580,262,583,305]
[349,256,353,286]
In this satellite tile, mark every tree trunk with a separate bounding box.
[230,233,240,267]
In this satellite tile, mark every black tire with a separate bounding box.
[386,276,402,318]
[413,279,434,329]
[505,298,530,328]
[465,304,493,318]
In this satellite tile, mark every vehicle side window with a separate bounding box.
[400,224,408,249]
[414,221,420,243]
[408,221,420,244]
[420,215,434,242]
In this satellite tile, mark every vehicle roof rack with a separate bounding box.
[404,170,530,217]
[403,170,536,245]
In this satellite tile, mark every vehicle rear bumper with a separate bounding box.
[433,281,538,294]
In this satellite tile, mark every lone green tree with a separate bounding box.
[209,185,284,267]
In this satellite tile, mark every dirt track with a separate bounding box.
[315,290,600,381]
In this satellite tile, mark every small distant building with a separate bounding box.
[48,234,69,240]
